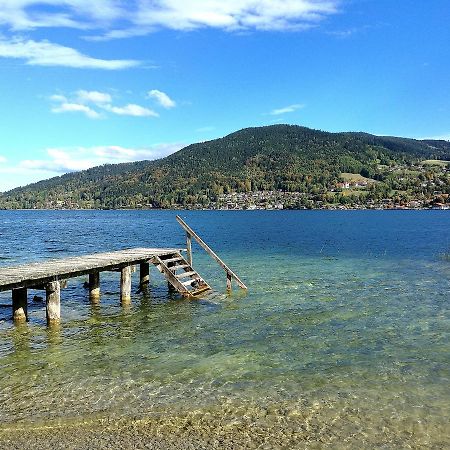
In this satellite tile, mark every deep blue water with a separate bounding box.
[0,210,449,446]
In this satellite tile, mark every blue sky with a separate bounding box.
[0,0,449,191]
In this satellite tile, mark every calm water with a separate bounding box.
[0,210,449,446]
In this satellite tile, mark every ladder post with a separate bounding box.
[226,272,232,291]
[176,215,247,291]
[186,232,193,266]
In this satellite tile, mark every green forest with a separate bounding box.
[1,125,449,210]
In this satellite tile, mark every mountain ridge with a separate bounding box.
[1,124,449,209]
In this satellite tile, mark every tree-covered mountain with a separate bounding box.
[1,125,449,209]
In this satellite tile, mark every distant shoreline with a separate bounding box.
[0,206,449,212]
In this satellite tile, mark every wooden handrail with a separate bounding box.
[176,215,248,290]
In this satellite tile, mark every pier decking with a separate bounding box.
[0,216,247,326]
[0,248,181,292]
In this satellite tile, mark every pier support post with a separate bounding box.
[12,287,28,323]
[89,272,100,303]
[121,266,132,304]
[46,281,61,325]
[140,263,150,288]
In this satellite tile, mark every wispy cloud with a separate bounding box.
[49,90,159,118]
[148,89,176,109]
[106,104,159,117]
[0,0,123,30]
[0,142,186,191]
[420,133,450,141]
[0,1,340,36]
[0,37,139,69]
[51,102,101,119]
[270,103,305,115]
[19,143,186,174]
[76,89,112,105]
[0,155,7,164]
[122,0,339,34]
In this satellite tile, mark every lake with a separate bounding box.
[0,210,449,448]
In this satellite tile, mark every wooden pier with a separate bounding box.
[0,216,247,326]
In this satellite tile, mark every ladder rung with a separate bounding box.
[159,253,179,259]
[176,271,196,279]
[181,279,197,287]
[173,264,190,270]
[163,256,183,264]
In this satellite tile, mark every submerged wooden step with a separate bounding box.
[191,285,211,296]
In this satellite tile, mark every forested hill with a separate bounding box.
[1,125,450,209]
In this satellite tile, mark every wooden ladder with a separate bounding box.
[152,251,212,297]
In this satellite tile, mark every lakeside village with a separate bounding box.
[36,161,450,211]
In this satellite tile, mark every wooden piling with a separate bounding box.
[139,263,150,287]
[12,287,27,322]
[46,280,61,325]
[89,272,100,303]
[120,266,132,304]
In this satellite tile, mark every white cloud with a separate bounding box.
[421,134,450,141]
[76,89,112,105]
[49,90,160,119]
[0,0,123,30]
[17,143,185,175]
[148,89,176,109]
[50,94,68,102]
[106,104,159,117]
[270,103,305,115]
[51,102,102,119]
[0,156,7,163]
[133,0,339,32]
[0,1,339,35]
[0,37,139,69]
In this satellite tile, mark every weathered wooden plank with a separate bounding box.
[12,287,27,323]
[0,248,184,292]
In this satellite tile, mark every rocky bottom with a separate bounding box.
[0,398,448,450]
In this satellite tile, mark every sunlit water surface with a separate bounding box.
[0,210,449,447]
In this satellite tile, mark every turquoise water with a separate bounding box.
[0,211,449,446]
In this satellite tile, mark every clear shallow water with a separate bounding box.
[0,211,449,447]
